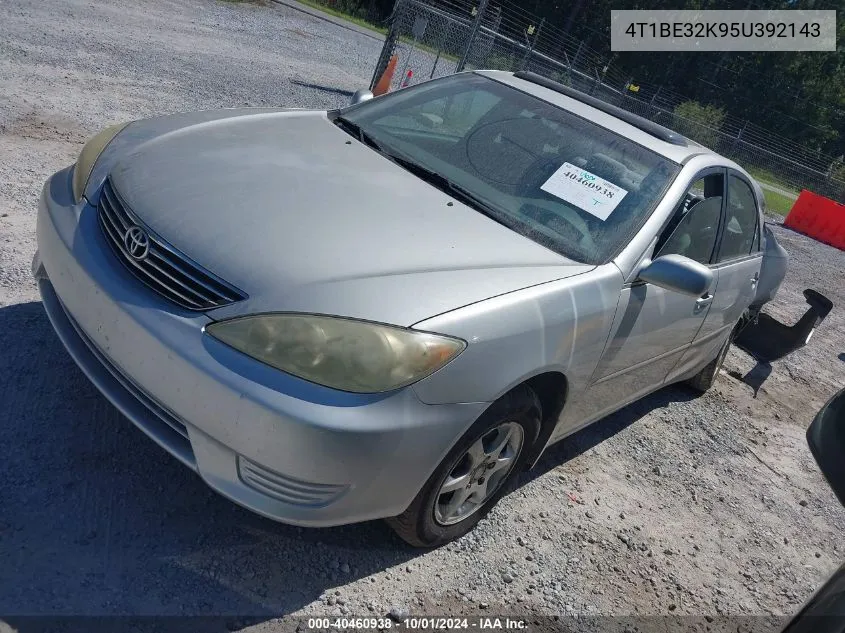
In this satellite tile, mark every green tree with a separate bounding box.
[673,101,727,149]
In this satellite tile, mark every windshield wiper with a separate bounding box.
[334,116,386,153]
[385,154,510,228]
[334,117,508,227]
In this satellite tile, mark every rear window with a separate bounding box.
[342,74,680,264]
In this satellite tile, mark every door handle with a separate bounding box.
[751,272,759,287]
[694,294,713,313]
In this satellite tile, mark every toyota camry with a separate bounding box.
[34,70,791,546]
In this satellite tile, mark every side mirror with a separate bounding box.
[637,254,713,296]
[350,89,374,106]
[807,388,845,507]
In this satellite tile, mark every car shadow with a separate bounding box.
[727,361,773,397]
[525,383,698,484]
[0,301,416,628]
[289,79,355,98]
[0,300,700,629]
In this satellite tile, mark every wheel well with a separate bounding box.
[523,372,568,466]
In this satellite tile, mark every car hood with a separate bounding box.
[109,110,592,326]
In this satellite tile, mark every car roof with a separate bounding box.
[475,70,723,165]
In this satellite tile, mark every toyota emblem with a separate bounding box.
[123,225,150,261]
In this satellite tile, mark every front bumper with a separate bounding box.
[34,167,488,527]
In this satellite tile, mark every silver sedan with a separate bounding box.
[34,70,786,547]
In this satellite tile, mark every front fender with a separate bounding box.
[411,264,622,405]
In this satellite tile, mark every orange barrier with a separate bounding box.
[784,189,845,251]
[372,55,398,96]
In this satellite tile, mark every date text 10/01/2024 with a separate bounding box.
[306,618,529,630]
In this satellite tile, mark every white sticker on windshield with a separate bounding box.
[540,162,628,221]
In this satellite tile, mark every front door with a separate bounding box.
[562,169,726,428]
[668,170,765,380]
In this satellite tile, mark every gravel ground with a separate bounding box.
[1,0,844,629]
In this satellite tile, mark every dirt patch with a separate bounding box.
[1,113,90,144]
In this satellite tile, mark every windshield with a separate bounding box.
[339,74,681,265]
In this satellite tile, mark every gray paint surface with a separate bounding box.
[37,72,773,529]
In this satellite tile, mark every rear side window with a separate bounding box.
[718,175,759,262]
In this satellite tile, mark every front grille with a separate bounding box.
[97,179,246,310]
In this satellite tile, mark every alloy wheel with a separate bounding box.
[433,421,524,526]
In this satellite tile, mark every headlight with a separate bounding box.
[205,314,466,393]
[72,122,130,202]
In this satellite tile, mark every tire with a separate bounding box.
[686,330,733,393]
[386,385,541,548]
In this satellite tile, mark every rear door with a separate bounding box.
[668,170,764,380]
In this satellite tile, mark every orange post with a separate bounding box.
[401,69,413,88]
[372,55,398,97]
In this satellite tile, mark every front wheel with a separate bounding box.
[386,386,541,548]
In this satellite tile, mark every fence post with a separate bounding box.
[730,120,748,155]
[650,85,661,107]
[590,69,601,96]
[456,0,491,72]
[430,16,452,79]
[518,18,544,71]
[571,41,583,72]
[369,0,406,89]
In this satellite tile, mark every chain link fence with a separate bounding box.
[369,0,845,204]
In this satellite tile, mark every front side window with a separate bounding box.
[718,175,760,262]
[655,173,723,265]
[339,74,680,264]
